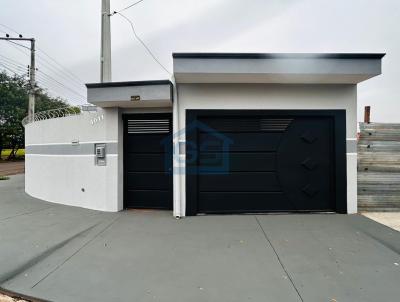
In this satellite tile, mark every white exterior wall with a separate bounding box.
[25,84,358,215]
[25,108,122,212]
[25,106,173,212]
[175,84,358,216]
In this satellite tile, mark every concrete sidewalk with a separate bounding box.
[1,175,399,302]
[363,212,400,232]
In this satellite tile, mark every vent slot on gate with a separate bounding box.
[200,118,293,132]
[128,119,170,134]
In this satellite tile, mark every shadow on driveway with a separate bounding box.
[1,175,399,302]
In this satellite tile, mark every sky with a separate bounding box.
[0,0,399,122]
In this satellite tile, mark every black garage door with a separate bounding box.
[123,114,172,209]
[186,110,346,215]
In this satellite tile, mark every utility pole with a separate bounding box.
[0,36,36,122]
[100,0,112,82]
[29,39,36,122]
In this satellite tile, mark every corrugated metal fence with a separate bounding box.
[358,122,400,212]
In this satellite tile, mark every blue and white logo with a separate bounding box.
[161,120,233,175]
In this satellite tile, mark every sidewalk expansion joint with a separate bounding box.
[31,215,122,288]
[254,215,304,302]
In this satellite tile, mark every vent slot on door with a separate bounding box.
[127,119,170,134]
[259,119,293,132]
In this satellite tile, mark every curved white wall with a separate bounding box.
[25,108,122,212]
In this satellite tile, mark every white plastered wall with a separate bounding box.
[25,108,122,211]
[25,106,173,212]
[174,83,358,216]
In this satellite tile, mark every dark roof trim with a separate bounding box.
[173,53,386,59]
[86,80,172,89]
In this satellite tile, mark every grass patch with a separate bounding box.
[0,175,10,181]
[1,149,25,160]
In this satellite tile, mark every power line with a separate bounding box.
[0,62,27,79]
[118,12,171,75]
[0,60,81,104]
[35,79,83,105]
[0,62,19,74]
[0,57,27,70]
[0,56,27,76]
[1,40,86,94]
[37,48,85,85]
[110,0,145,16]
[0,53,27,67]
[35,75,85,104]
[36,77,86,103]
[7,40,31,50]
[35,54,86,90]
[36,69,86,99]
[2,39,30,57]
[0,23,20,36]
[35,74,85,102]
[0,60,26,73]
[0,61,80,105]
[1,37,35,121]
[0,60,24,73]
[0,22,85,87]
[0,22,85,107]
[109,3,171,76]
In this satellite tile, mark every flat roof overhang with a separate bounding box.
[86,80,173,108]
[173,53,385,84]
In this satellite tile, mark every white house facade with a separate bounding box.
[24,53,385,217]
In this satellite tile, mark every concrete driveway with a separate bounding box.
[1,175,399,302]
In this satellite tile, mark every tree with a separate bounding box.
[0,71,69,160]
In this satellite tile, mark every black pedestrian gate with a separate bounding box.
[123,113,173,210]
